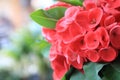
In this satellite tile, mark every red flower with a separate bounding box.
[76,11,90,30]
[101,0,120,14]
[71,55,84,69]
[65,6,83,20]
[98,47,117,62]
[76,8,103,30]
[84,31,100,49]
[86,50,100,62]
[104,15,115,27]
[56,7,86,43]
[39,1,120,79]
[88,8,103,29]
[42,28,57,43]
[83,0,97,10]
[110,25,120,49]
[96,27,110,48]
[50,42,70,80]
[51,55,70,80]
[105,0,120,9]
[65,47,85,69]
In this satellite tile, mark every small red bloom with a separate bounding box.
[83,0,97,10]
[110,25,120,49]
[84,31,100,49]
[65,6,83,20]
[42,28,57,43]
[76,11,90,31]
[71,55,84,69]
[101,0,120,14]
[51,55,70,80]
[104,15,115,27]
[77,8,103,30]
[98,47,117,62]
[88,8,103,29]
[86,50,100,62]
[65,48,84,69]
[96,27,110,47]
[56,18,86,43]
[69,37,87,50]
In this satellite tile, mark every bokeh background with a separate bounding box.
[0,0,55,80]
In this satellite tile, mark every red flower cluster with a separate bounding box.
[42,0,120,80]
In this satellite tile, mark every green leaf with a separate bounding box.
[102,77,109,80]
[30,9,57,29]
[60,0,83,6]
[83,62,105,80]
[102,65,120,80]
[62,67,85,80]
[45,7,67,20]
[111,56,120,72]
[70,71,85,80]
[30,7,67,29]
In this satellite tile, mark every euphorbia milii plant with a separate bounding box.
[31,0,120,80]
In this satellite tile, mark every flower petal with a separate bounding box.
[110,26,120,49]
[42,28,57,43]
[96,27,110,47]
[86,50,100,62]
[51,55,70,80]
[84,31,99,49]
[98,47,117,62]
[88,8,103,28]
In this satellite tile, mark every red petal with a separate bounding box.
[65,6,81,19]
[57,21,86,43]
[88,8,103,28]
[51,55,70,79]
[104,15,115,26]
[42,28,56,43]
[110,26,120,49]
[56,18,68,32]
[96,27,110,47]
[84,31,100,49]
[69,37,87,51]
[106,0,120,9]
[65,48,78,62]
[71,56,84,69]
[76,11,90,31]
[86,50,100,62]
[83,0,97,10]
[98,47,117,62]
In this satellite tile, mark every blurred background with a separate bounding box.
[0,0,55,80]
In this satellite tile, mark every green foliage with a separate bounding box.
[102,64,120,80]
[110,56,120,72]
[83,62,106,80]
[30,7,67,29]
[62,62,106,80]
[62,67,84,80]
[45,7,67,20]
[30,9,57,29]
[62,61,120,80]
[59,0,83,6]
[70,71,85,80]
